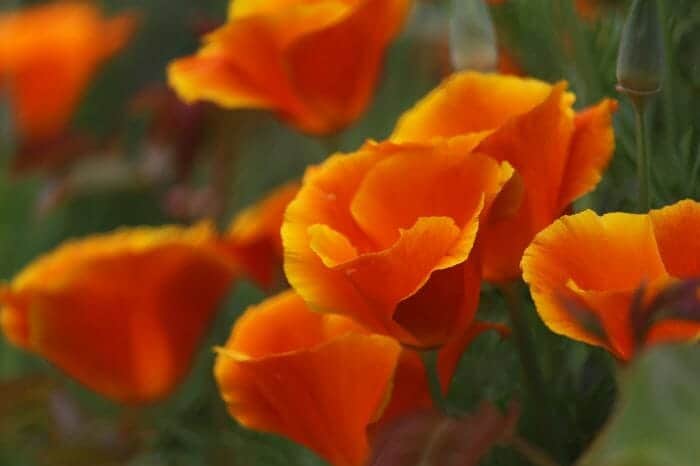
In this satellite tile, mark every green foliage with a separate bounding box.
[579,345,700,466]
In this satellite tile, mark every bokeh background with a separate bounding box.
[0,0,698,465]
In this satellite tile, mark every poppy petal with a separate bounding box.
[391,72,552,143]
[558,99,618,210]
[215,290,402,466]
[477,83,576,281]
[0,223,235,403]
[650,199,700,279]
[224,181,299,288]
[286,0,410,132]
[522,210,668,354]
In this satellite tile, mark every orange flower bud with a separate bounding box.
[168,0,412,135]
[0,223,236,404]
[0,2,136,142]
[522,200,700,361]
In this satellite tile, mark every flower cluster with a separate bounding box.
[1,1,698,465]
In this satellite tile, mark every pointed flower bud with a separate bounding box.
[616,0,664,97]
[450,0,498,72]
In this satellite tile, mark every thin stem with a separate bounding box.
[633,100,651,212]
[656,0,678,159]
[420,349,447,413]
[509,435,563,466]
[501,282,557,452]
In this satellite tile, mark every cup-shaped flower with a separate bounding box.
[0,2,136,142]
[0,223,236,404]
[522,200,700,361]
[282,139,513,348]
[168,0,411,135]
[223,181,300,288]
[214,290,433,466]
[391,72,617,282]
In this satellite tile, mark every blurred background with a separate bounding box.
[0,0,698,465]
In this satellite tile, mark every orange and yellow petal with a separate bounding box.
[284,0,410,133]
[0,223,236,404]
[475,83,576,280]
[224,181,300,288]
[171,0,410,135]
[283,140,511,346]
[650,199,700,279]
[214,290,404,466]
[0,2,136,141]
[558,99,618,210]
[391,72,552,143]
[522,210,668,358]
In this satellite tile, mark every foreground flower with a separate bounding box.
[283,139,512,348]
[522,199,700,361]
[222,181,300,288]
[392,71,617,282]
[0,223,236,403]
[168,0,411,135]
[0,2,136,143]
[215,290,432,466]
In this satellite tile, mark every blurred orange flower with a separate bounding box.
[223,181,300,289]
[0,223,236,404]
[522,200,700,361]
[282,139,512,348]
[215,290,433,466]
[168,0,411,135]
[392,72,617,282]
[0,2,136,142]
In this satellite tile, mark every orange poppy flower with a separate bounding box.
[282,139,512,348]
[0,2,136,142]
[167,0,411,135]
[391,72,617,283]
[522,200,700,361]
[223,181,300,289]
[215,290,440,466]
[0,223,236,404]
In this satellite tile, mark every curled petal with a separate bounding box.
[283,140,511,347]
[390,71,617,282]
[558,99,618,210]
[522,210,669,359]
[215,291,406,466]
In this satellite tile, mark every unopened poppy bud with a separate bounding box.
[616,0,664,96]
[450,0,498,72]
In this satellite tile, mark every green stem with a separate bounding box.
[633,100,651,212]
[656,0,678,159]
[420,349,447,413]
[502,282,555,450]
